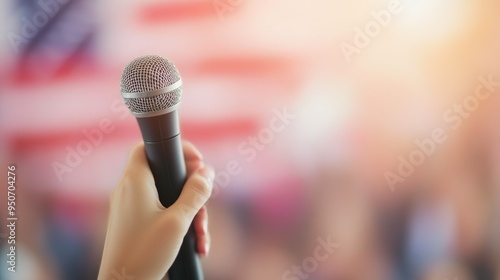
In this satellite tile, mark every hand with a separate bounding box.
[98,141,214,280]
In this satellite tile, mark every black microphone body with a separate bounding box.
[121,55,204,280]
[137,110,203,280]
[137,111,204,280]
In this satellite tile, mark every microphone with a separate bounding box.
[120,55,204,280]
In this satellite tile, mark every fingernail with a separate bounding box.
[204,243,210,256]
[202,217,209,234]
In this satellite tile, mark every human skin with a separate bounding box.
[98,141,214,280]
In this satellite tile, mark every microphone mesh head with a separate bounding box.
[123,88,182,114]
[120,55,182,115]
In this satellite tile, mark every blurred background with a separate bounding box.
[1,0,500,279]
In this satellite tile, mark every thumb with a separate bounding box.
[170,166,215,226]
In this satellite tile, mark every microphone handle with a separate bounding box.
[142,119,204,280]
